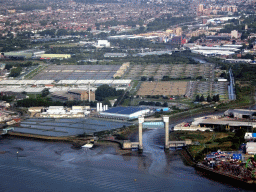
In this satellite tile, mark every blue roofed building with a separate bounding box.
[99,106,151,120]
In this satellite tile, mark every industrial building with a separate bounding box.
[104,53,127,58]
[51,89,95,102]
[40,54,71,60]
[40,106,90,118]
[224,109,256,119]
[97,40,110,48]
[246,142,256,155]
[99,106,151,120]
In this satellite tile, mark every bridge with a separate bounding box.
[122,116,190,152]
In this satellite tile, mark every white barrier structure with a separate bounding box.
[97,103,100,112]
[138,116,144,151]
[163,116,170,150]
[99,103,103,112]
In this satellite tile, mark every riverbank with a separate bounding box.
[195,163,256,190]
[5,125,139,151]
[1,136,242,192]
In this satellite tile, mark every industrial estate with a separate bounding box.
[1,0,256,190]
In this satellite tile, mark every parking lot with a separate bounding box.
[32,65,121,80]
[124,64,215,81]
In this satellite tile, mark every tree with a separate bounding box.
[163,102,168,107]
[200,95,205,102]
[212,95,216,102]
[141,76,147,81]
[162,76,170,81]
[41,88,50,97]
[195,95,200,102]
[95,84,121,101]
[148,76,154,81]
[216,94,220,102]
[102,99,111,107]
[9,67,22,77]
[110,29,116,36]
[207,95,212,102]
[155,102,161,106]
[56,29,68,37]
[39,20,48,26]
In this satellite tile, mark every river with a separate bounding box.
[0,126,253,192]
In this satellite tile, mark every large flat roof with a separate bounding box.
[103,106,148,115]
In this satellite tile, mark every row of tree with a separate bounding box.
[139,101,168,107]
[16,97,99,108]
[195,94,220,102]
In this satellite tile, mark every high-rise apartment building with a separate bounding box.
[198,4,204,13]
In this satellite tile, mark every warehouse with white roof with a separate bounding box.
[99,106,151,120]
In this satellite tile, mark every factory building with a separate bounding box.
[97,40,110,48]
[224,109,256,119]
[99,106,151,120]
[51,90,95,102]
[40,106,90,118]
[67,89,95,101]
[246,142,256,155]
[40,54,71,60]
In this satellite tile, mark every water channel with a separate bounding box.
[0,124,253,192]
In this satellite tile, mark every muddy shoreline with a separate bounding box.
[3,110,225,154]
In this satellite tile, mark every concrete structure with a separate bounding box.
[40,54,71,59]
[97,103,100,112]
[246,142,256,155]
[192,115,256,131]
[224,109,256,119]
[1,127,14,135]
[51,90,95,102]
[40,106,89,118]
[169,140,192,147]
[28,107,44,114]
[244,132,256,140]
[198,4,204,13]
[123,116,172,152]
[231,30,238,39]
[100,103,103,112]
[97,40,110,48]
[225,59,252,63]
[104,53,127,58]
[68,89,95,101]
[138,116,144,151]
[174,122,213,131]
[175,27,182,36]
[99,106,151,120]
[163,116,169,150]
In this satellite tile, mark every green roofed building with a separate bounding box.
[4,52,33,59]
